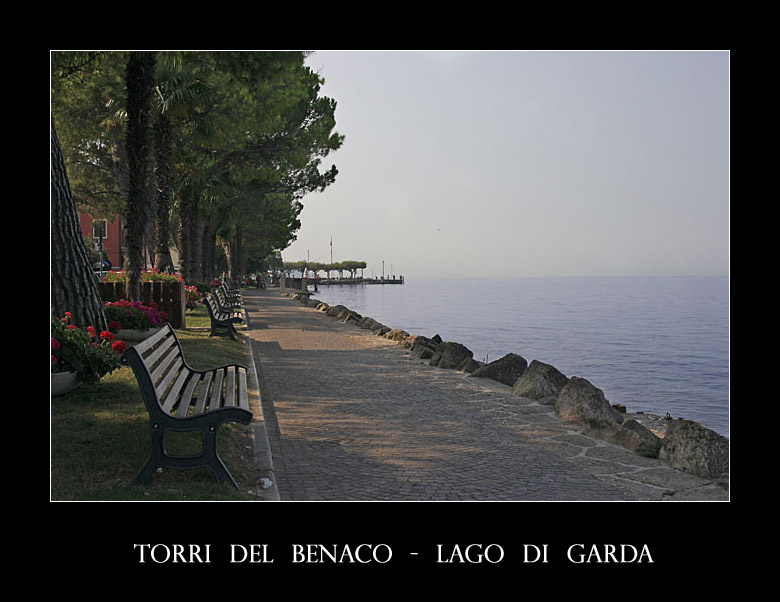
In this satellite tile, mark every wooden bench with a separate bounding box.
[215,284,243,311]
[205,293,244,340]
[120,323,253,487]
[223,280,242,298]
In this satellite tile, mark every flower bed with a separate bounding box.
[185,285,203,310]
[98,269,187,328]
[103,300,169,332]
[101,268,183,283]
[51,313,127,385]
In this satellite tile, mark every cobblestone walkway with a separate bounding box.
[244,289,727,501]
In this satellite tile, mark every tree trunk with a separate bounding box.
[153,112,175,273]
[124,51,156,301]
[107,124,130,206]
[234,224,248,280]
[178,190,198,282]
[194,219,205,282]
[202,224,216,282]
[221,239,234,283]
[51,117,108,331]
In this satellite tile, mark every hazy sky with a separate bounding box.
[284,50,729,280]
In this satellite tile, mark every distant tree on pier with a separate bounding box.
[284,260,367,279]
[282,260,306,276]
[306,262,326,277]
[338,261,367,279]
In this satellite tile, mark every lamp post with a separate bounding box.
[93,219,104,279]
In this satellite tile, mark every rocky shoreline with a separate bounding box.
[285,291,729,494]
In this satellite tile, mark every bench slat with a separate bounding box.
[238,368,249,411]
[155,356,183,404]
[146,335,180,376]
[210,369,225,411]
[132,324,171,355]
[176,372,201,417]
[161,365,190,415]
[193,371,213,416]
[225,366,236,408]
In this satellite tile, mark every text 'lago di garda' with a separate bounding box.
[133,543,654,565]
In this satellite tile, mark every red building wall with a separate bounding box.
[78,213,123,270]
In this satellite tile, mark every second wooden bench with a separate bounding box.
[205,293,244,340]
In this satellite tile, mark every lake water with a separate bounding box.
[308,276,729,437]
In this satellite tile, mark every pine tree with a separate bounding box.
[51,117,107,330]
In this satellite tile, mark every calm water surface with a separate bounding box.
[309,276,729,437]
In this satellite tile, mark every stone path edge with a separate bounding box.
[244,311,280,501]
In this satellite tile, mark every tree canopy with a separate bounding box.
[51,51,343,287]
[284,260,368,279]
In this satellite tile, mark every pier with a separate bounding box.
[281,276,404,292]
[281,258,403,290]
[318,276,404,285]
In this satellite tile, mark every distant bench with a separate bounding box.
[214,283,243,312]
[121,323,253,487]
[221,281,243,302]
[205,292,244,340]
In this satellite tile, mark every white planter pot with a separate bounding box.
[51,371,79,397]
[116,328,158,342]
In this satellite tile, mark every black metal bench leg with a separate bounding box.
[209,320,236,340]
[204,426,239,488]
[134,423,164,485]
[134,457,157,485]
[209,322,221,338]
[134,425,239,488]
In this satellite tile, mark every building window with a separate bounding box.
[92,220,108,241]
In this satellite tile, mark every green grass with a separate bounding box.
[183,303,211,330]
[50,315,262,501]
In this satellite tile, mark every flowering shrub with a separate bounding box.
[103,300,168,331]
[51,313,127,383]
[102,268,183,283]
[185,285,203,310]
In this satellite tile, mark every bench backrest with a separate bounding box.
[121,323,250,420]
[205,293,221,316]
[121,324,188,420]
[214,286,230,306]
[218,283,241,302]
[207,290,240,316]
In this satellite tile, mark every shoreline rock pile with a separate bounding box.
[286,291,729,492]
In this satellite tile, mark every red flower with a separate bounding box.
[100,331,114,342]
[87,326,96,338]
[111,340,127,354]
